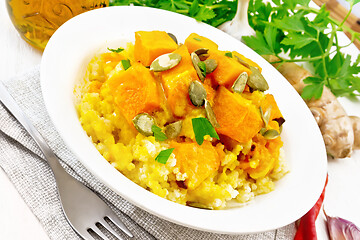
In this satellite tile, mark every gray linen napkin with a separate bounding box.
[0,66,296,240]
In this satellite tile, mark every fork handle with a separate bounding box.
[0,81,70,182]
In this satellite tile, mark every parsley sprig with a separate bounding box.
[109,0,237,27]
[243,0,360,99]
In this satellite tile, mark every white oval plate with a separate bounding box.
[41,6,327,234]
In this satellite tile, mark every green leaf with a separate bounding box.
[281,32,316,49]
[264,25,278,53]
[151,125,167,141]
[159,1,176,11]
[192,117,219,145]
[273,14,306,32]
[198,61,207,77]
[155,148,174,164]
[310,5,330,32]
[338,55,352,78]
[272,0,280,5]
[194,7,216,22]
[107,47,124,53]
[346,0,360,5]
[121,59,131,70]
[224,52,233,57]
[188,0,199,16]
[243,31,275,55]
[297,0,311,6]
[301,77,324,100]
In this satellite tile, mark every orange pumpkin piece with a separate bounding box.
[134,31,178,66]
[213,86,263,143]
[160,45,199,117]
[107,63,162,126]
[261,94,283,121]
[161,70,196,117]
[232,51,262,72]
[171,141,221,190]
[246,135,283,179]
[184,33,219,53]
[208,50,252,88]
[160,45,199,82]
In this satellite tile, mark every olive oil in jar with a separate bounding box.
[6,0,108,50]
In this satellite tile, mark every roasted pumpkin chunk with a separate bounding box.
[245,135,283,179]
[213,86,263,143]
[161,70,195,117]
[160,44,199,82]
[160,45,199,117]
[107,63,162,126]
[208,50,252,88]
[184,33,219,53]
[134,31,178,66]
[261,94,283,121]
[232,51,262,72]
[171,141,221,190]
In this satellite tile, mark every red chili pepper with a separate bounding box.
[294,174,328,240]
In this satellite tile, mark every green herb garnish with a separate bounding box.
[243,0,360,99]
[121,59,131,70]
[107,47,124,53]
[198,61,207,77]
[193,37,201,41]
[110,0,237,27]
[155,148,174,164]
[151,125,168,141]
[224,52,233,58]
[192,117,219,145]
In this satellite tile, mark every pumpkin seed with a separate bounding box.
[204,59,217,73]
[194,48,209,60]
[232,72,248,93]
[187,201,213,210]
[259,127,267,135]
[262,129,280,139]
[150,53,182,72]
[248,66,269,91]
[234,55,250,69]
[132,113,155,136]
[164,121,183,139]
[167,32,178,44]
[260,106,272,127]
[189,81,207,107]
[205,99,220,128]
[191,52,205,81]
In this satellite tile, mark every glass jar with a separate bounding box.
[6,0,109,50]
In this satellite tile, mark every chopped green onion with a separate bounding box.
[121,59,131,70]
[151,125,167,141]
[192,117,219,145]
[155,148,174,164]
[225,52,233,58]
[107,47,124,53]
[198,61,207,77]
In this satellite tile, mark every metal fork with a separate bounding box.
[0,81,133,240]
